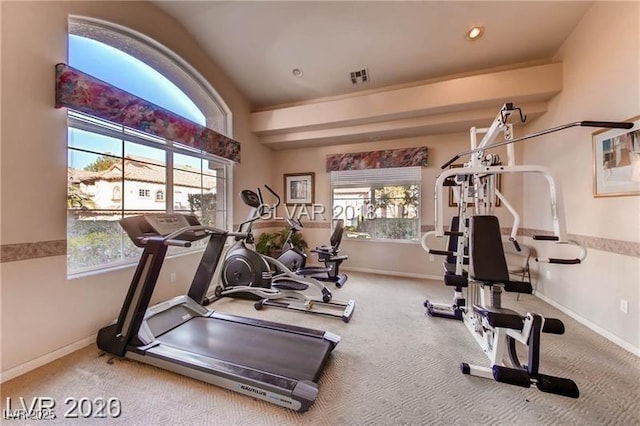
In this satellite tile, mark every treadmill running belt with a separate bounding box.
[157,317,332,382]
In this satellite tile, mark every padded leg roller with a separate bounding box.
[492,365,531,388]
[541,318,565,335]
[536,374,580,398]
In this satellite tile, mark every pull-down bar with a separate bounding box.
[442,121,633,169]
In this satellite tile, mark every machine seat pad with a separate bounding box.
[504,280,533,294]
[472,305,524,330]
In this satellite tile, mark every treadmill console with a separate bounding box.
[120,213,208,247]
[145,214,191,236]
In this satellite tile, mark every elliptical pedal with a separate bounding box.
[272,280,309,291]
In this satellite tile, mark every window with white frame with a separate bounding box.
[331,167,421,241]
[66,20,232,276]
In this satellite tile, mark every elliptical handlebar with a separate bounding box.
[237,185,283,234]
[286,217,304,230]
[263,184,281,209]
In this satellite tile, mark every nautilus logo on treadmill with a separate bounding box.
[239,385,267,397]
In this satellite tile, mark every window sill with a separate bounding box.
[67,247,205,280]
[343,238,420,245]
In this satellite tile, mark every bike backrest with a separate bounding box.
[330,219,345,249]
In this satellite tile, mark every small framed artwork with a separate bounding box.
[593,116,640,197]
[284,172,315,205]
[448,164,502,207]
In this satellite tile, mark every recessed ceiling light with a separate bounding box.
[292,68,303,78]
[466,26,484,41]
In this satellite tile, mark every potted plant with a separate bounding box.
[255,227,308,258]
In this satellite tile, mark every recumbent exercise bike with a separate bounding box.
[277,217,349,288]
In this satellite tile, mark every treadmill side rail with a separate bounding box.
[211,311,339,343]
[130,345,315,412]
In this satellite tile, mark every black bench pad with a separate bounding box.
[473,305,524,330]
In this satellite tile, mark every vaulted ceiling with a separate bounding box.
[154,1,593,148]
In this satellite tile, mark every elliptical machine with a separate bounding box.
[209,186,355,322]
[278,218,349,288]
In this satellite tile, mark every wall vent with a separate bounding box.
[350,68,369,85]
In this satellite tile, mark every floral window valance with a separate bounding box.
[326,146,427,172]
[55,63,240,163]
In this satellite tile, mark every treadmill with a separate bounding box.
[97,213,340,412]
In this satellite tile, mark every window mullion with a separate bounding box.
[166,150,174,213]
[120,137,126,262]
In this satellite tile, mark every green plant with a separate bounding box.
[255,227,308,257]
[255,231,281,256]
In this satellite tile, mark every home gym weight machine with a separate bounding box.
[278,217,349,288]
[97,213,341,412]
[206,186,355,322]
[421,103,632,397]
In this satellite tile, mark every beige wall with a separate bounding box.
[2,0,638,378]
[522,2,640,349]
[269,133,524,278]
[0,1,271,373]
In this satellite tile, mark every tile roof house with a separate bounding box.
[68,156,216,211]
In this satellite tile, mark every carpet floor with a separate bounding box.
[2,272,639,425]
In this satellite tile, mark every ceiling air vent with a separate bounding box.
[350,68,369,85]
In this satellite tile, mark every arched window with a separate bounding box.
[66,17,232,275]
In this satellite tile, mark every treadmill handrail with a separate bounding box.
[163,225,227,242]
[139,225,248,247]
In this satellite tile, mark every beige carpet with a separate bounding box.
[2,272,639,425]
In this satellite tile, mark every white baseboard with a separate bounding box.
[343,266,441,281]
[535,292,640,357]
[1,335,96,383]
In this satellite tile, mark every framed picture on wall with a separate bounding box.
[447,164,502,207]
[284,172,315,205]
[592,116,640,197]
